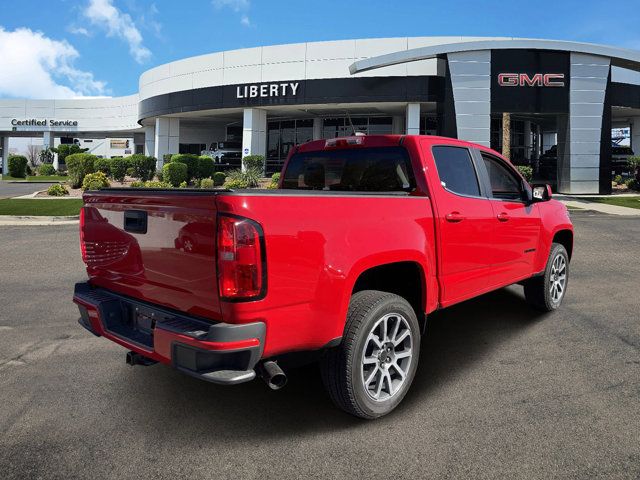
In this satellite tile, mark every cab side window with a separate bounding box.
[432,146,481,197]
[481,154,524,201]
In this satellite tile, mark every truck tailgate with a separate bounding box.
[81,190,222,321]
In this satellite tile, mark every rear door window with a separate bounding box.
[432,146,481,197]
[281,147,416,192]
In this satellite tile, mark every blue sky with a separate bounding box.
[0,0,639,98]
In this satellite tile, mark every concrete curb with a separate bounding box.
[557,197,640,216]
[0,215,79,226]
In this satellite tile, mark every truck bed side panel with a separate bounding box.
[215,192,436,357]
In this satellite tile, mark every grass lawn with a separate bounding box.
[0,199,83,216]
[588,196,640,210]
[1,175,67,182]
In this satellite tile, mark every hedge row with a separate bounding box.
[66,154,158,187]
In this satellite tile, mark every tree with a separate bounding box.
[502,112,511,160]
[39,147,55,164]
[53,144,89,166]
[26,144,42,167]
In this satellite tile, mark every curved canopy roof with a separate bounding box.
[350,38,640,75]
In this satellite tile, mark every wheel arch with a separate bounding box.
[552,229,573,260]
[350,260,427,331]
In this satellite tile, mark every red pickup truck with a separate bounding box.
[74,135,573,419]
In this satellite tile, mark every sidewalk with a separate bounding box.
[0,215,79,226]
[555,195,640,216]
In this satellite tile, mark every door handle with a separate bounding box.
[497,212,510,222]
[445,212,465,223]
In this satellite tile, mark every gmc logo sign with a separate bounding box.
[498,73,565,87]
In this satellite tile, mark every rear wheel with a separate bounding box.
[524,242,569,311]
[320,290,420,419]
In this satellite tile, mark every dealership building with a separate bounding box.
[2,36,640,194]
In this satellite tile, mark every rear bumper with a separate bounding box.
[73,282,265,385]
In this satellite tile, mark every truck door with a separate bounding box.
[425,143,496,306]
[475,150,541,284]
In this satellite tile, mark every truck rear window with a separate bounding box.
[281,147,416,192]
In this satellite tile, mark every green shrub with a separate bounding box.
[516,165,533,182]
[7,155,28,178]
[267,172,281,189]
[156,169,163,182]
[200,178,214,189]
[129,154,157,181]
[198,156,215,179]
[242,167,261,188]
[131,180,144,187]
[126,167,135,177]
[224,178,250,189]
[223,168,261,189]
[143,180,172,188]
[162,162,188,187]
[82,171,110,191]
[213,171,226,186]
[162,153,174,164]
[47,184,68,196]
[94,158,112,176]
[624,178,639,190]
[613,174,623,185]
[179,181,188,188]
[110,157,129,183]
[170,154,199,180]
[26,165,33,176]
[242,155,265,173]
[38,164,56,176]
[66,153,97,188]
[627,156,640,174]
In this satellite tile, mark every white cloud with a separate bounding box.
[0,27,108,99]
[213,0,252,27]
[83,0,151,63]
[213,0,250,11]
[68,25,90,36]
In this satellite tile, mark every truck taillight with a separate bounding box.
[217,214,266,300]
[79,206,87,263]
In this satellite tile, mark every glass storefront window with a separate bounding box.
[265,116,394,174]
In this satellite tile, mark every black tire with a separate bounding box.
[524,242,569,311]
[320,290,421,419]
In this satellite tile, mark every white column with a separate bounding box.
[392,115,404,134]
[154,118,180,168]
[1,137,9,176]
[406,103,420,135]
[242,108,267,171]
[312,117,323,140]
[144,126,156,158]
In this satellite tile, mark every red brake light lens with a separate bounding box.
[217,215,265,300]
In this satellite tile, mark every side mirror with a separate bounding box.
[531,184,553,202]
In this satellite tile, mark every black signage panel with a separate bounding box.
[491,50,570,114]
[139,76,444,120]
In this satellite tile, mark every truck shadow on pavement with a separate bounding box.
[124,286,544,436]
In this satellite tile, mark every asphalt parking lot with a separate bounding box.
[0,181,55,199]
[0,212,638,479]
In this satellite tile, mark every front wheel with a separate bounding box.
[320,290,421,419]
[524,242,569,311]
